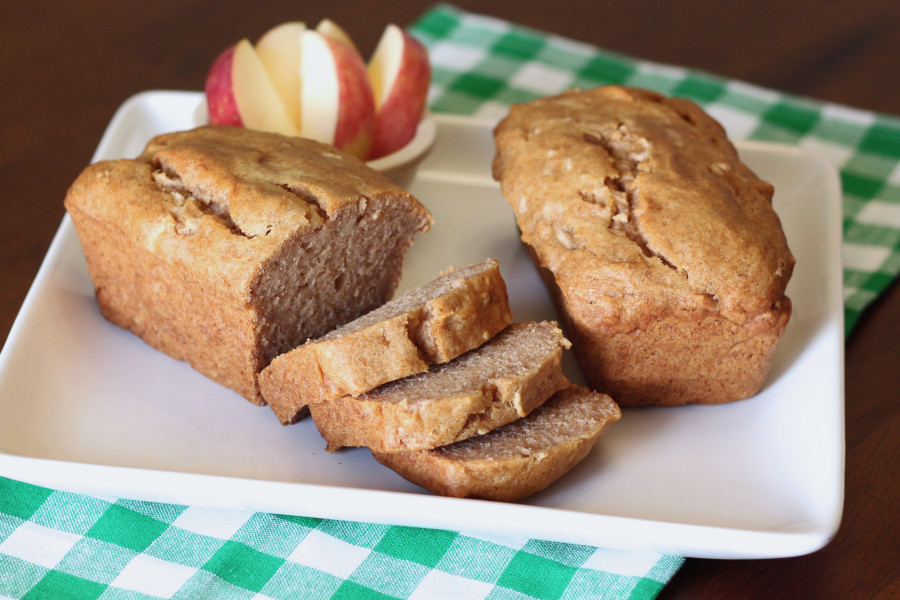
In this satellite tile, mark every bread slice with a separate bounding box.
[373,385,621,501]
[64,125,432,405]
[259,259,513,424]
[309,321,571,452]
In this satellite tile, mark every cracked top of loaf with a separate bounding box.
[492,86,794,331]
[66,125,433,293]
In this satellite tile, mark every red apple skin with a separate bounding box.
[330,39,376,159]
[369,32,430,159]
[205,45,243,127]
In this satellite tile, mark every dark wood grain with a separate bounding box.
[1,2,897,598]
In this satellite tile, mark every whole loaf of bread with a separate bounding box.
[492,86,794,406]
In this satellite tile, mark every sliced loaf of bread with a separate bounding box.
[372,385,621,501]
[309,321,571,452]
[259,259,512,424]
[65,125,432,406]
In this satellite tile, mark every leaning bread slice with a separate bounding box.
[309,321,571,452]
[260,259,512,424]
[373,386,621,501]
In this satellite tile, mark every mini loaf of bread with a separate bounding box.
[309,321,571,452]
[373,385,621,501]
[259,259,513,424]
[492,86,794,406]
[65,125,432,405]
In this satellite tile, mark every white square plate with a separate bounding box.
[0,91,844,559]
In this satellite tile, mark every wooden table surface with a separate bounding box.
[2,2,897,598]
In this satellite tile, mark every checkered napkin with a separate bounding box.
[2,3,899,599]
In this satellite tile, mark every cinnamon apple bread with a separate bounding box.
[309,321,571,452]
[492,86,794,406]
[373,385,621,501]
[259,259,513,424]
[64,125,432,405]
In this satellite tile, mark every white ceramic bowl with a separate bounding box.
[192,99,436,190]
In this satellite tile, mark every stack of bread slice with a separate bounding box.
[259,259,621,501]
[260,258,514,424]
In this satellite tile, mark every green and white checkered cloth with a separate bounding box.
[2,4,898,599]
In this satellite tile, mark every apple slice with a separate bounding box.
[367,25,431,159]
[315,19,355,49]
[256,21,306,127]
[205,39,298,136]
[299,30,376,159]
[205,44,242,127]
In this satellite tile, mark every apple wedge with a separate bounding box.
[205,45,242,127]
[205,39,297,136]
[315,19,355,50]
[368,25,431,159]
[256,21,305,127]
[299,30,376,159]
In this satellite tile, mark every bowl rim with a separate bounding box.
[192,98,436,170]
[366,113,436,171]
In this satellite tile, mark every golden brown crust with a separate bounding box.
[493,86,794,406]
[259,260,513,424]
[65,125,432,405]
[372,386,621,501]
[308,322,571,452]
